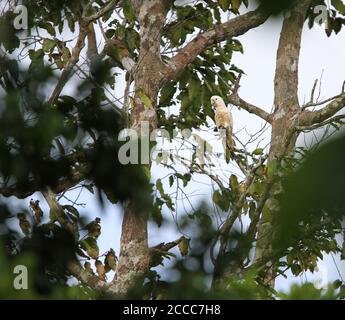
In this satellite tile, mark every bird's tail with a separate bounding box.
[226,127,235,151]
[225,127,235,163]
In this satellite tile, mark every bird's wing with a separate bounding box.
[219,108,231,129]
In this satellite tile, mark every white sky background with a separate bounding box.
[2,2,345,294]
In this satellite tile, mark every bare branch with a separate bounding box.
[165,7,269,79]
[86,22,98,60]
[83,0,119,23]
[302,92,345,110]
[150,237,184,252]
[99,30,136,72]
[310,79,318,104]
[297,114,345,132]
[190,162,225,190]
[48,24,88,105]
[48,1,120,105]
[211,155,268,264]
[41,188,110,290]
[246,182,273,240]
[0,170,85,199]
[67,260,108,291]
[228,75,271,122]
[300,93,345,126]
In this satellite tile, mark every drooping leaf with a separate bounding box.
[178,237,190,256]
[80,237,99,259]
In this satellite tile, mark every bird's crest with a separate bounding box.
[210,95,226,108]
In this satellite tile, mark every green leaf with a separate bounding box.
[249,182,265,198]
[182,173,191,187]
[0,14,20,53]
[83,184,94,194]
[143,166,151,180]
[156,179,164,195]
[66,11,75,32]
[249,202,256,220]
[252,148,264,155]
[29,49,44,60]
[38,21,56,36]
[80,237,99,259]
[152,198,164,226]
[229,174,239,191]
[160,81,177,107]
[219,0,231,11]
[332,0,345,14]
[212,189,230,211]
[105,29,116,38]
[188,75,200,101]
[267,160,279,178]
[178,237,190,256]
[122,0,136,23]
[43,38,56,52]
[231,0,241,13]
[169,175,174,187]
[51,53,64,69]
[62,205,79,220]
[137,89,153,108]
[214,7,221,22]
[125,29,139,50]
[176,6,195,19]
[262,203,272,222]
[229,39,244,53]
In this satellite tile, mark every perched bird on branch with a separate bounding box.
[211,95,235,161]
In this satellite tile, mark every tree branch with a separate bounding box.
[86,22,98,60]
[246,181,273,240]
[273,0,312,112]
[228,75,271,122]
[48,23,88,105]
[0,170,85,199]
[99,24,136,72]
[211,155,268,265]
[67,260,108,291]
[300,93,345,126]
[297,114,345,132]
[83,0,119,23]
[165,7,269,79]
[48,1,120,105]
[42,188,110,290]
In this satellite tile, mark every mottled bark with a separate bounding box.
[253,0,313,285]
[113,202,150,296]
[111,0,170,296]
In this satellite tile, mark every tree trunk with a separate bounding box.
[112,0,169,296]
[253,0,312,286]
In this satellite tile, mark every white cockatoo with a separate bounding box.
[210,95,234,159]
